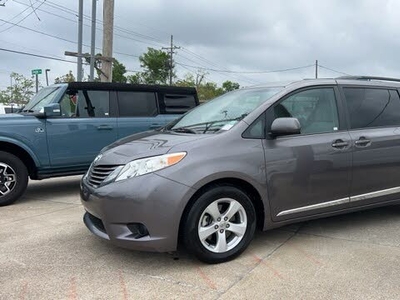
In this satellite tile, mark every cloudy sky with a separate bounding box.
[0,0,399,90]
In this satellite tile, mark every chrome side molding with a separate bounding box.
[277,186,400,217]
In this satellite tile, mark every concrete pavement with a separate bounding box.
[0,176,399,299]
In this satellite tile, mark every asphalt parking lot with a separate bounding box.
[1,176,399,300]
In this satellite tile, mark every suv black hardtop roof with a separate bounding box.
[65,82,197,94]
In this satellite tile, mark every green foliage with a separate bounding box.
[175,73,196,87]
[0,72,35,105]
[139,48,171,85]
[112,59,127,83]
[222,80,240,92]
[198,82,224,101]
[126,73,144,84]
[176,72,239,101]
[54,70,75,84]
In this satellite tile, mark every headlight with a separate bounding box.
[115,152,186,182]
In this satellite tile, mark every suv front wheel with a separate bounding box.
[0,151,28,206]
[183,185,256,263]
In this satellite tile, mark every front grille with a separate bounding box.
[87,164,120,187]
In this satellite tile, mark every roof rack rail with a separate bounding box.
[337,76,400,83]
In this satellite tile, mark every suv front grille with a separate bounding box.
[88,165,120,187]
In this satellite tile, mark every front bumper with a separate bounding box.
[80,173,196,252]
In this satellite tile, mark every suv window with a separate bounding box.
[343,88,400,129]
[117,92,158,117]
[272,88,339,134]
[161,94,197,114]
[60,90,110,118]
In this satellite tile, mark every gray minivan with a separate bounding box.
[80,76,400,263]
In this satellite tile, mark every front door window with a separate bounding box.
[273,88,339,134]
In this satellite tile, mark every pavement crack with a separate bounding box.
[216,229,299,299]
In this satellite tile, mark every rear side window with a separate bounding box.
[161,94,197,114]
[343,88,400,129]
[117,92,158,117]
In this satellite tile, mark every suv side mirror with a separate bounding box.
[43,103,61,118]
[270,117,301,137]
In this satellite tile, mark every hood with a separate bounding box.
[97,130,211,165]
[0,113,26,119]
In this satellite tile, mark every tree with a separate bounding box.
[176,72,225,101]
[54,71,75,84]
[176,70,207,89]
[197,82,223,101]
[0,72,35,105]
[222,80,240,92]
[139,48,171,85]
[83,54,128,83]
[112,59,127,83]
[126,73,144,84]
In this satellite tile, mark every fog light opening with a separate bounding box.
[127,223,149,239]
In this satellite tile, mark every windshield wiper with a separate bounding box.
[170,127,198,134]
[173,114,248,134]
[21,109,35,113]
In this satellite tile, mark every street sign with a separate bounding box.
[31,69,42,75]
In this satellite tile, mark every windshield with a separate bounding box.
[170,87,282,133]
[23,87,60,112]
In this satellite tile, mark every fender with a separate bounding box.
[0,136,41,167]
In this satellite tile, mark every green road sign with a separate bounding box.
[31,69,42,75]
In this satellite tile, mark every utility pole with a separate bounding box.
[90,0,97,81]
[45,69,50,86]
[77,0,83,81]
[162,35,180,85]
[35,74,38,93]
[315,59,318,79]
[10,74,12,103]
[100,0,114,82]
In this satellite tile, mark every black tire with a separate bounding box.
[0,151,28,206]
[183,185,256,264]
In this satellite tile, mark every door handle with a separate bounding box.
[355,137,371,147]
[332,139,349,149]
[97,125,113,130]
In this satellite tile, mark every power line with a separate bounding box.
[0,0,45,33]
[175,53,255,84]
[26,0,169,47]
[0,47,80,63]
[319,64,351,76]
[12,0,168,47]
[176,61,315,74]
[28,0,41,21]
[0,17,76,43]
[0,17,140,59]
[44,0,169,44]
[0,37,63,58]
[179,47,261,84]
[0,2,31,27]
[176,52,259,84]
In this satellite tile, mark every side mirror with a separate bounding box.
[270,117,301,137]
[43,103,61,118]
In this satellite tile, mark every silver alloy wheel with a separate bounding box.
[0,163,17,197]
[198,198,248,253]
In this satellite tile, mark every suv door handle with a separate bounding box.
[332,139,349,149]
[97,125,113,130]
[355,137,371,147]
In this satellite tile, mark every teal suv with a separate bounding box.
[0,82,198,206]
